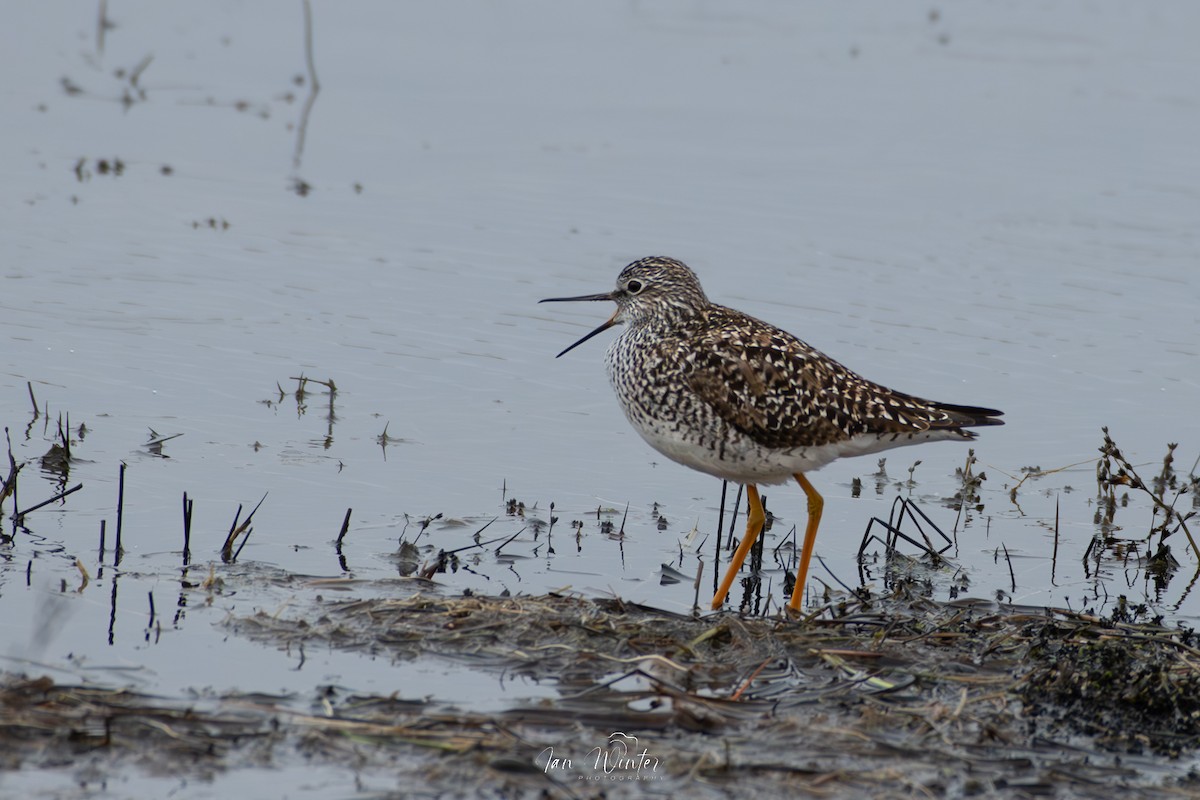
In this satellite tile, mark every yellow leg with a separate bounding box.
[787,473,824,612]
[711,484,765,609]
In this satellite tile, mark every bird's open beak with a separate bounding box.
[539,292,619,358]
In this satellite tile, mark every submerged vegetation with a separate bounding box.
[4,590,1200,798]
[4,378,1200,796]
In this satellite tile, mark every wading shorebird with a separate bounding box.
[541,256,1003,612]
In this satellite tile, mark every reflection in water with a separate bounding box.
[281,375,339,449]
[290,0,321,172]
[2,3,1200,793]
[108,567,119,645]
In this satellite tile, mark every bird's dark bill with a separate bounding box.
[550,311,618,358]
[539,292,614,303]
[539,291,619,358]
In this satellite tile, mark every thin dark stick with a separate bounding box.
[492,526,527,556]
[99,519,106,561]
[730,485,744,548]
[1051,494,1060,583]
[410,512,443,544]
[472,516,497,544]
[182,492,193,566]
[814,554,857,595]
[147,591,156,627]
[3,427,21,524]
[714,480,728,595]
[16,483,83,519]
[222,504,244,562]
[146,432,183,447]
[1001,542,1016,593]
[26,382,38,417]
[336,507,352,545]
[231,492,268,562]
[128,54,153,94]
[718,484,744,594]
[770,524,799,562]
[442,532,512,557]
[114,463,126,567]
[289,374,333,389]
[618,502,629,537]
[247,492,269,520]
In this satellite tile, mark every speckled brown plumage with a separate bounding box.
[541,255,1003,612]
[634,302,998,450]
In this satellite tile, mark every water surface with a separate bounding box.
[3,2,1199,796]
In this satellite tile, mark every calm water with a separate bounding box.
[3,2,1200,796]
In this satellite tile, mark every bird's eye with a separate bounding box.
[625,279,644,294]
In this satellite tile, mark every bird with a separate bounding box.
[540,256,1003,612]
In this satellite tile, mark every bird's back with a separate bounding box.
[605,301,1002,482]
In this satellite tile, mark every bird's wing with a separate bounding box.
[679,311,943,450]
